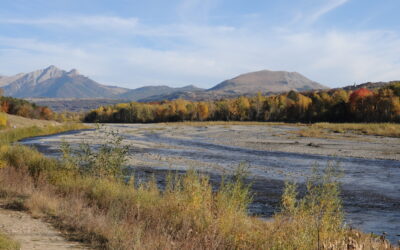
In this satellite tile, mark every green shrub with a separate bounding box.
[60,126,129,178]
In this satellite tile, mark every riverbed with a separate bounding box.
[20,123,400,242]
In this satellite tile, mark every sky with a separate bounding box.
[1,0,400,89]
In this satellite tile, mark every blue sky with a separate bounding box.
[1,0,400,88]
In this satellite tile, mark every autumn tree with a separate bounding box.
[235,96,250,121]
[348,88,374,121]
[250,92,265,120]
[39,107,53,120]
[82,85,399,123]
[197,102,209,121]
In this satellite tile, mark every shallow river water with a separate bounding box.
[20,124,400,243]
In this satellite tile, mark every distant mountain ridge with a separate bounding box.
[142,70,328,101]
[341,81,399,91]
[119,85,203,100]
[1,66,128,98]
[209,70,327,93]
[0,66,328,102]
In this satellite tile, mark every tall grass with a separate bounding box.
[0,143,393,249]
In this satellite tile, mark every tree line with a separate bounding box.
[84,82,400,123]
[0,96,54,120]
[0,95,82,122]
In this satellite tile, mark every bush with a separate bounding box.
[272,162,344,249]
[60,125,129,178]
[0,145,57,186]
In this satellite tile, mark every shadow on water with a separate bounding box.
[18,129,95,143]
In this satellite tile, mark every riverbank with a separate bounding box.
[19,122,400,246]
[1,122,395,248]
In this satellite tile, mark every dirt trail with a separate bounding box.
[0,206,89,250]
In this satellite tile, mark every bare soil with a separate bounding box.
[0,203,90,250]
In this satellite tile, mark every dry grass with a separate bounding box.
[163,121,290,126]
[313,123,400,137]
[0,233,20,250]
[5,114,60,129]
[295,127,328,138]
[292,123,400,138]
[0,144,396,249]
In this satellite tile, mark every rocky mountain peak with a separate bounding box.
[28,65,64,84]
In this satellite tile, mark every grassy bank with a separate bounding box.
[0,122,88,249]
[0,233,19,250]
[313,122,400,137]
[292,122,400,138]
[0,123,88,145]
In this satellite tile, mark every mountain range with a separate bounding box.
[0,66,328,102]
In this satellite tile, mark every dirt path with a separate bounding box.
[0,206,90,250]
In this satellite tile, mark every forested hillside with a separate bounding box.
[0,96,53,120]
[84,82,400,123]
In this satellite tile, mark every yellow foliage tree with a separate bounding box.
[0,112,7,128]
[197,102,209,121]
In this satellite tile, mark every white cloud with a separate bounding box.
[0,16,139,30]
[307,0,350,24]
[1,15,400,88]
